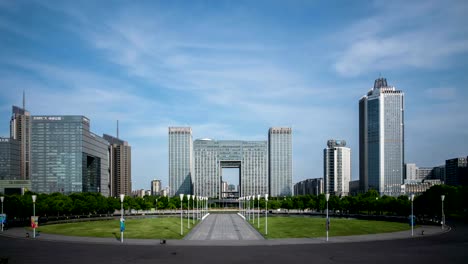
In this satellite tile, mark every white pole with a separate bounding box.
[411,194,414,237]
[257,194,260,228]
[32,195,37,239]
[265,194,268,235]
[120,194,125,243]
[325,193,330,242]
[441,195,445,230]
[187,195,191,228]
[180,194,184,235]
[192,195,195,225]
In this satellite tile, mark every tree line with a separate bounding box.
[0,185,466,221]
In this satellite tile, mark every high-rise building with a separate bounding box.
[193,139,268,198]
[445,157,467,186]
[31,116,110,195]
[293,178,323,196]
[10,105,31,180]
[0,137,21,180]
[359,77,404,195]
[269,127,292,197]
[324,140,351,196]
[405,163,417,180]
[151,179,161,196]
[168,127,193,196]
[103,134,132,197]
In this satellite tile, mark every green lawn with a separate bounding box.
[37,217,198,239]
[249,216,411,239]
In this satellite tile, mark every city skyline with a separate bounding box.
[1,1,467,190]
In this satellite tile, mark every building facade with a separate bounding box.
[445,157,467,186]
[31,116,110,195]
[293,178,324,196]
[168,127,193,196]
[359,77,404,195]
[0,137,21,180]
[269,127,293,197]
[10,106,31,180]
[193,139,268,198]
[324,140,351,196]
[151,179,161,196]
[103,134,132,197]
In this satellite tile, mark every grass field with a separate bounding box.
[37,217,198,239]
[249,216,411,239]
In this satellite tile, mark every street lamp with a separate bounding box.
[441,195,445,230]
[1,196,4,232]
[410,194,415,237]
[325,193,330,242]
[265,194,268,235]
[180,194,184,235]
[257,194,260,228]
[187,195,191,228]
[119,194,125,243]
[193,195,196,224]
[32,195,37,238]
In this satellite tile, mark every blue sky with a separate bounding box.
[1,0,467,191]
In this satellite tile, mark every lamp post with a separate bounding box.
[265,194,268,235]
[410,194,415,237]
[187,195,191,228]
[180,194,184,235]
[119,194,125,243]
[251,196,255,223]
[32,195,37,238]
[325,193,330,242]
[441,195,445,230]
[257,194,260,228]
[194,195,197,223]
[1,196,4,232]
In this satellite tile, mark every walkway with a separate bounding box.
[184,214,264,240]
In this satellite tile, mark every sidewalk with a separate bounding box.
[0,224,449,247]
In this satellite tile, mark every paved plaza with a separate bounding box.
[184,214,264,241]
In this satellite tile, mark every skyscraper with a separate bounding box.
[0,137,20,180]
[168,127,193,196]
[269,127,292,197]
[151,179,161,196]
[359,77,404,195]
[324,140,351,196]
[31,116,109,195]
[445,157,467,186]
[103,134,132,197]
[10,105,31,180]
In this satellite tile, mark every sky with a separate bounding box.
[0,0,467,191]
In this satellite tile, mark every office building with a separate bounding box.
[349,180,360,196]
[269,127,293,197]
[359,77,404,195]
[10,105,31,180]
[402,179,442,195]
[324,140,351,196]
[193,139,268,198]
[168,127,193,196]
[445,157,467,186]
[405,163,417,180]
[151,179,162,196]
[0,137,21,180]
[103,134,132,197]
[293,178,323,196]
[31,116,110,195]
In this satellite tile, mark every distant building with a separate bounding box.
[151,179,161,196]
[168,127,193,196]
[405,163,417,180]
[349,180,360,196]
[445,157,467,186]
[160,188,168,197]
[324,140,351,196]
[222,181,228,198]
[0,137,20,180]
[104,134,132,197]
[402,179,442,195]
[10,104,31,180]
[359,78,404,195]
[294,178,324,196]
[31,116,109,195]
[269,127,293,197]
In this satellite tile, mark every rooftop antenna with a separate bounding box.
[22,90,25,110]
[117,120,119,139]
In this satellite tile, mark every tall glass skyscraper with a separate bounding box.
[31,116,109,195]
[0,137,20,180]
[10,105,31,180]
[359,78,404,195]
[269,127,293,197]
[168,127,193,196]
[324,140,350,196]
